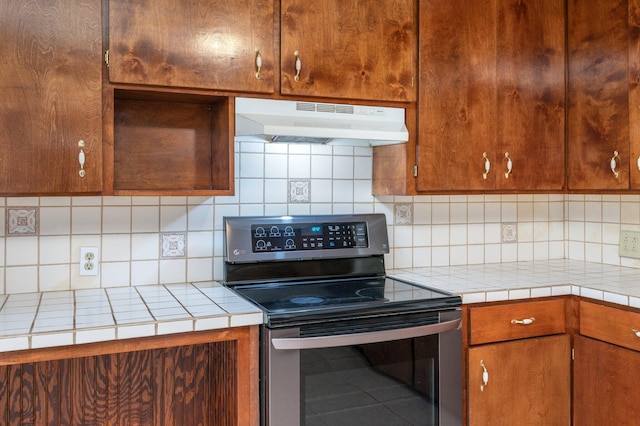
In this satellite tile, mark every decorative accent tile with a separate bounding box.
[7,207,38,236]
[394,203,413,225]
[501,222,517,243]
[161,233,186,258]
[289,179,310,203]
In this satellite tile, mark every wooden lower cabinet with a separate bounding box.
[573,335,640,425]
[0,327,258,426]
[467,334,571,426]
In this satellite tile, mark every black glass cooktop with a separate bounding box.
[229,276,461,326]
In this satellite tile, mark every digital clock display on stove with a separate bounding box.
[251,222,368,252]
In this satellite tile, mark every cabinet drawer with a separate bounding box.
[468,299,566,345]
[580,301,640,352]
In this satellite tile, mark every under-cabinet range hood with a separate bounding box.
[234,97,409,146]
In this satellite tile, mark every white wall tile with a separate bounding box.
[72,206,101,234]
[6,137,640,294]
[103,206,131,234]
[40,207,70,235]
[40,236,71,264]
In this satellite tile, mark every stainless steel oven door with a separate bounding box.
[263,310,462,426]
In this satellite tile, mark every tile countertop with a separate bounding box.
[0,281,263,353]
[2,259,640,354]
[390,259,640,308]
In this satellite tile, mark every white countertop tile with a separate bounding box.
[3,260,640,353]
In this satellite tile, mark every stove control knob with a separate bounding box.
[284,225,295,236]
[270,226,281,237]
[255,227,266,237]
[285,239,295,249]
[256,240,267,250]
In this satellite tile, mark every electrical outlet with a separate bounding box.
[619,230,640,259]
[79,247,99,276]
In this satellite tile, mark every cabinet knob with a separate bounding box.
[636,155,640,171]
[511,317,535,325]
[255,48,262,79]
[482,152,491,179]
[504,152,513,179]
[78,140,86,178]
[611,150,620,179]
[294,50,302,82]
[632,329,640,338]
[480,359,489,391]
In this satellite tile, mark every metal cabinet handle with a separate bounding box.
[294,50,301,82]
[255,48,262,79]
[511,317,535,325]
[504,152,513,178]
[482,152,491,179]
[480,360,489,391]
[611,150,620,179]
[78,140,86,178]
[632,329,640,338]
[637,155,640,171]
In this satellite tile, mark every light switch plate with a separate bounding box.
[619,230,640,259]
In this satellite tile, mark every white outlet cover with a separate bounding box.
[79,247,99,276]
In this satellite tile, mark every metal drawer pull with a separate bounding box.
[504,152,513,178]
[511,317,535,325]
[78,140,86,178]
[482,152,491,179]
[632,329,640,338]
[611,150,620,179]
[294,50,301,82]
[480,360,489,391]
[255,48,262,79]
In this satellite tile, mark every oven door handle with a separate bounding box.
[271,317,462,350]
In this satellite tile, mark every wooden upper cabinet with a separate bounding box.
[418,0,497,191]
[280,0,417,102]
[418,0,565,192]
[568,0,631,190]
[0,0,102,195]
[496,0,565,192]
[108,0,275,94]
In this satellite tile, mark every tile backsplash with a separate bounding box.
[0,141,638,294]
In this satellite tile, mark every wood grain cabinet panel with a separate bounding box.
[464,299,570,425]
[0,0,102,195]
[0,327,258,426]
[468,298,566,345]
[573,335,640,425]
[417,0,565,192]
[467,335,571,426]
[567,0,631,190]
[580,301,640,353]
[280,0,417,102]
[108,0,275,94]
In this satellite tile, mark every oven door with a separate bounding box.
[263,310,462,426]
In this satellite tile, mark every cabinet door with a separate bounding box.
[280,0,416,102]
[417,0,497,191]
[108,0,275,94]
[0,0,102,194]
[630,0,640,188]
[467,335,570,426]
[567,0,630,190]
[574,335,640,425]
[417,0,564,192]
[496,0,565,191]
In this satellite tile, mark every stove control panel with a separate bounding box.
[224,214,389,262]
[251,222,368,252]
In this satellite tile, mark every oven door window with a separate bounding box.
[301,336,438,426]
